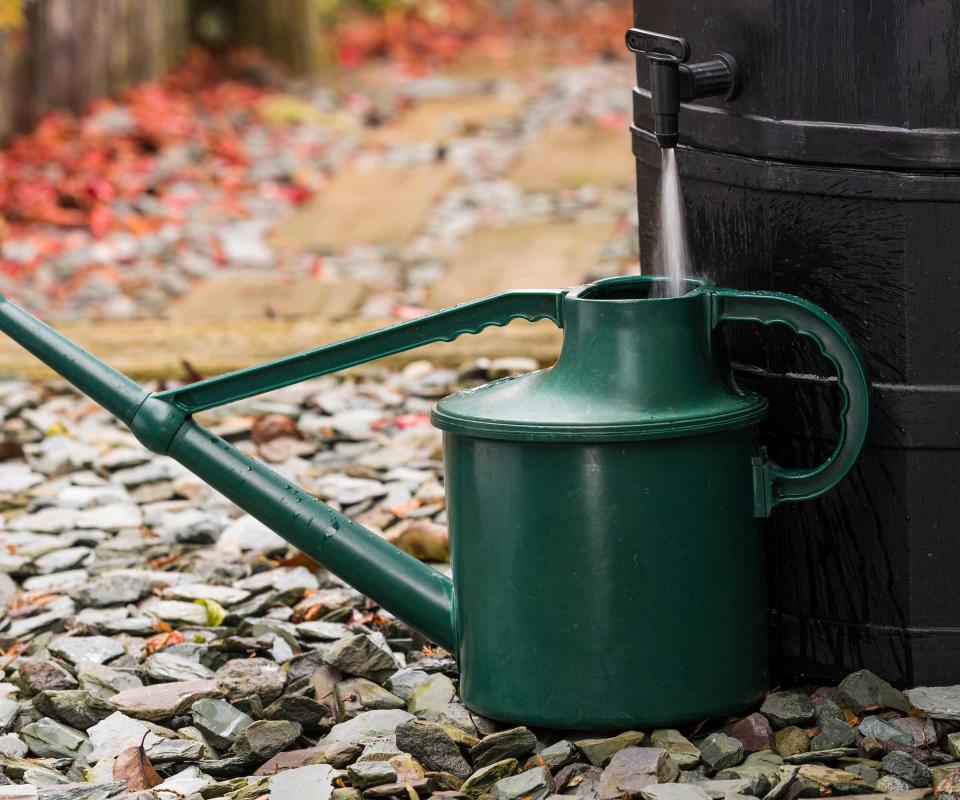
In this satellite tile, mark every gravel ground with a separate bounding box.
[1,372,960,800]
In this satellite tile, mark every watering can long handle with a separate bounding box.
[714,289,871,514]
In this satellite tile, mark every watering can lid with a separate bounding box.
[431,372,767,442]
[431,278,768,443]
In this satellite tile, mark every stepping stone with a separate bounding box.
[273,164,454,249]
[380,94,523,143]
[168,273,367,323]
[429,221,615,308]
[508,124,635,191]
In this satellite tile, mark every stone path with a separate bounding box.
[0,61,636,380]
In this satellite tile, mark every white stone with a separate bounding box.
[33,546,91,574]
[163,583,250,606]
[270,763,336,800]
[87,711,159,761]
[154,766,214,798]
[217,515,288,554]
[148,600,209,626]
[22,569,88,593]
[8,507,81,533]
[0,465,44,494]
[0,785,38,799]
[75,503,142,530]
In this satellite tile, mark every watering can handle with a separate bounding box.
[157,290,566,414]
[713,289,871,515]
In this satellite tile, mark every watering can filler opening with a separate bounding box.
[0,273,869,728]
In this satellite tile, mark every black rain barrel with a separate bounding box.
[632,1,960,685]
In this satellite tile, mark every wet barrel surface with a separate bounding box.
[633,0,960,685]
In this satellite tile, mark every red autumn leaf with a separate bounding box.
[146,630,184,653]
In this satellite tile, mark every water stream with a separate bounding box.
[654,148,692,297]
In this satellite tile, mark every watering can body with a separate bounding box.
[0,275,870,729]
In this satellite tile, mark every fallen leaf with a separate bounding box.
[113,732,162,791]
[252,414,301,445]
[258,436,316,463]
[385,520,449,562]
[146,630,184,653]
[194,597,227,626]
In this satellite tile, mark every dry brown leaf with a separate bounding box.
[113,733,162,792]
[252,414,301,445]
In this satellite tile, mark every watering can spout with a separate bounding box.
[0,292,463,649]
[0,295,150,425]
[0,289,569,653]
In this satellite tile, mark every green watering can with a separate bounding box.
[0,275,869,728]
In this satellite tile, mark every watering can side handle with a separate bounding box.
[158,290,567,415]
[712,289,871,516]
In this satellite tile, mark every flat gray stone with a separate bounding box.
[858,715,912,745]
[191,698,254,750]
[49,635,124,666]
[882,751,933,788]
[700,733,744,773]
[296,621,353,642]
[20,717,92,759]
[461,760,521,799]
[149,600,208,626]
[76,664,142,699]
[641,785,713,800]
[491,766,554,800]
[145,737,205,763]
[17,660,78,695]
[760,691,815,729]
[811,718,857,751]
[69,574,153,608]
[348,761,398,790]
[576,731,646,767]
[839,670,912,715]
[33,690,114,730]
[264,694,331,734]
[215,657,287,704]
[408,672,455,720]
[536,740,579,771]
[320,709,414,745]
[386,668,432,702]
[323,635,398,683]
[471,727,537,770]
[906,686,960,721]
[232,719,302,762]
[337,677,406,712]
[110,679,222,721]
[395,719,471,779]
[269,763,337,800]
[144,652,213,682]
[650,729,701,769]
[600,747,677,800]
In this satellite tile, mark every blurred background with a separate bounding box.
[0,0,638,380]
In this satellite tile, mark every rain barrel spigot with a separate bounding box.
[625,28,739,149]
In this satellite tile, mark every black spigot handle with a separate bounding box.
[625,29,690,63]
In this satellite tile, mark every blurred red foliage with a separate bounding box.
[333,0,627,71]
